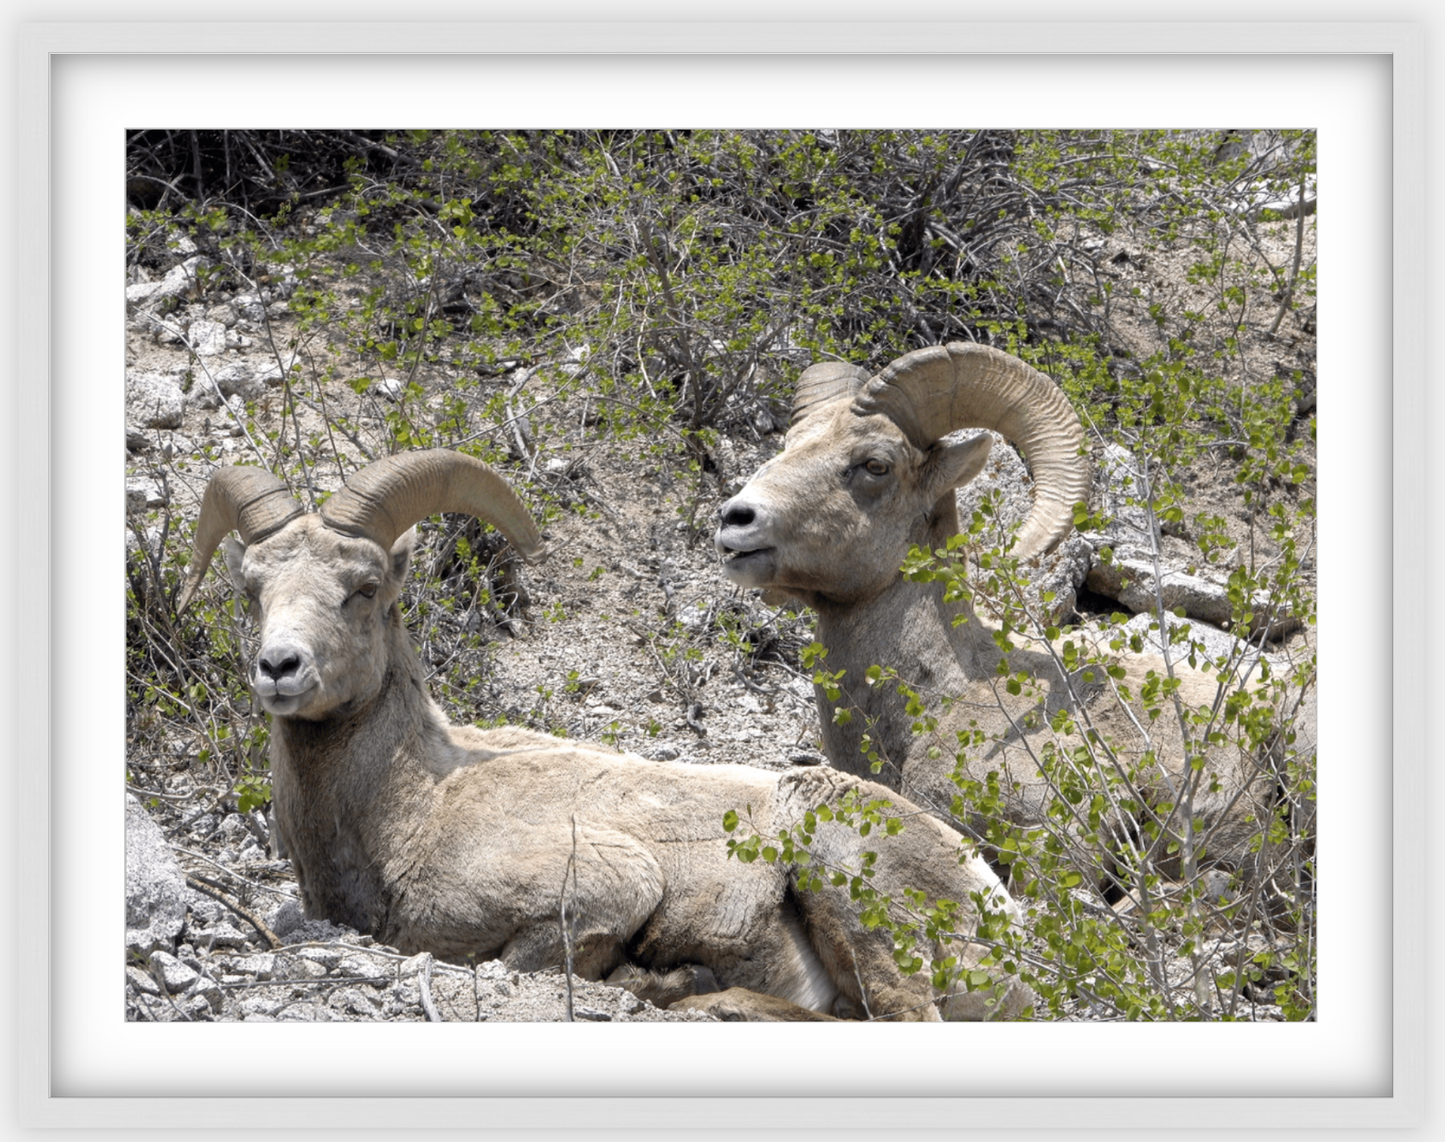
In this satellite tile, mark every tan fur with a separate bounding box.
[717,400,1283,884]
[219,512,1029,1021]
[671,988,843,1022]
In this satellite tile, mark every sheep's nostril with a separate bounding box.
[258,649,301,681]
[720,502,756,529]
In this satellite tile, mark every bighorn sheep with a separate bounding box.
[715,343,1282,887]
[179,449,1028,1020]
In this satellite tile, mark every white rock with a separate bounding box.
[298,947,344,972]
[1115,611,1282,675]
[1081,442,1161,552]
[1085,555,1300,639]
[213,362,265,401]
[125,477,167,513]
[189,319,229,357]
[130,255,213,310]
[127,371,187,429]
[148,949,200,994]
[231,953,278,980]
[126,796,188,956]
[125,281,166,307]
[153,318,187,345]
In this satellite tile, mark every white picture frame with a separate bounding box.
[11,17,1423,1134]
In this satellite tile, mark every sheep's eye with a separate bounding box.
[863,459,890,476]
[351,583,379,602]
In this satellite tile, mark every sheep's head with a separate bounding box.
[178,451,545,720]
[714,344,1090,607]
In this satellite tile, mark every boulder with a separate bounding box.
[124,477,167,513]
[1086,556,1300,639]
[1081,442,1161,553]
[125,795,187,957]
[189,319,230,357]
[127,371,186,430]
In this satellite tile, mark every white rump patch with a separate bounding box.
[771,911,839,1013]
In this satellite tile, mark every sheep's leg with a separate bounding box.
[499,926,630,980]
[493,821,669,982]
[789,874,941,1022]
[670,988,842,1022]
[604,962,721,1008]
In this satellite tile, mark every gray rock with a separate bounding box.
[229,952,277,980]
[124,477,168,513]
[212,362,266,401]
[1114,611,1281,675]
[126,796,188,957]
[148,949,200,994]
[1085,556,1300,639]
[1087,555,1234,625]
[232,294,268,323]
[1025,534,1093,624]
[943,431,1090,621]
[276,955,329,981]
[188,922,251,951]
[954,430,1033,542]
[475,959,514,982]
[126,255,212,309]
[239,995,286,1019]
[189,319,230,357]
[1082,442,1162,553]
[205,303,238,327]
[125,964,160,995]
[127,371,187,430]
[154,317,188,346]
[192,982,225,1014]
[329,987,383,1018]
[297,946,344,972]
[125,281,166,307]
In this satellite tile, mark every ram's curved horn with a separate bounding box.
[791,361,871,427]
[855,342,1091,559]
[177,467,304,611]
[320,450,546,562]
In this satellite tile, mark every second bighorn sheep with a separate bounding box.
[715,343,1282,885]
[179,449,1028,1020]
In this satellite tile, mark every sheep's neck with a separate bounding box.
[812,502,1001,787]
[269,610,439,936]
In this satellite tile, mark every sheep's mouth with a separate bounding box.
[717,544,777,588]
[718,545,771,566]
[252,678,318,716]
[258,689,314,716]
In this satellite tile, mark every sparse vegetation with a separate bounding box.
[126,128,1315,1021]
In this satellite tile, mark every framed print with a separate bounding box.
[13,17,1423,1133]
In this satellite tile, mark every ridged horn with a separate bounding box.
[177,467,304,611]
[856,342,1091,559]
[791,361,871,427]
[320,450,546,562]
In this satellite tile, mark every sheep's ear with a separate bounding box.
[388,526,417,584]
[922,431,992,499]
[222,535,248,594]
